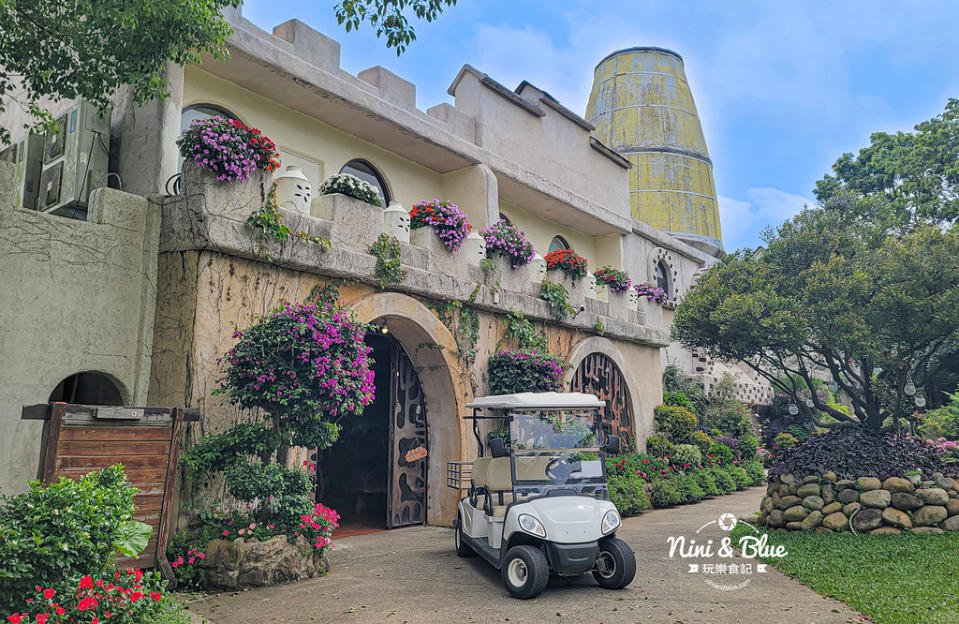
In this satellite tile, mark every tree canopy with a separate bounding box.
[334,0,457,55]
[675,100,959,431]
[0,0,240,144]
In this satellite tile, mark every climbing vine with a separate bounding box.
[369,233,405,288]
[539,279,577,321]
[247,183,330,261]
[498,309,547,352]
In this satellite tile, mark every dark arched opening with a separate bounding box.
[48,372,124,405]
[339,159,392,206]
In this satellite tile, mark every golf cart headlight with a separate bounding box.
[518,513,546,538]
[602,510,621,534]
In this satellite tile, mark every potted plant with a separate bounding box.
[313,173,386,250]
[177,116,279,184]
[594,266,631,314]
[409,199,471,252]
[634,282,667,325]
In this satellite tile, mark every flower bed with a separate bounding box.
[544,248,588,280]
[634,282,667,304]
[593,266,631,294]
[480,219,535,269]
[409,199,471,251]
[177,116,279,183]
[317,173,382,207]
[486,350,564,395]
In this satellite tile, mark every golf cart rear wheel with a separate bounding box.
[454,517,473,557]
[593,537,636,589]
[501,545,549,599]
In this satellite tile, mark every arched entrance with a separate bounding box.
[48,371,125,405]
[325,291,468,529]
[570,353,635,446]
[316,332,428,533]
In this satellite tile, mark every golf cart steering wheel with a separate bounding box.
[545,457,578,482]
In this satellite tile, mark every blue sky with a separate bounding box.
[243,0,959,250]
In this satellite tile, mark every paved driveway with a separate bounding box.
[188,487,862,624]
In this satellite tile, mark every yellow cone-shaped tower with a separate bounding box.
[586,47,723,256]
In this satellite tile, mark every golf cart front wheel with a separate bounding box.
[454,517,473,557]
[501,545,549,599]
[593,537,636,589]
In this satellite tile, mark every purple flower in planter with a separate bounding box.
[480,220,535,268]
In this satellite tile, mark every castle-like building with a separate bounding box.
[0,7,770,526]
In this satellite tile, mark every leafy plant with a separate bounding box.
[179,116,279,182]
[479,257,496,273]
[768,428,956,481]
[739,434,760,461]
[709,467,736,494]
[607,473,649,516]
[696,470,720,496]
[744,460,766,484]
[653,405,698,444]
[248,184,330,260]
[662,366,709,415]
[709,442,735,464]
[691,430,713,456]
[500,310,547,352]
[648,480,682,508]
[593,265,631,294]
[593,319,605,335]
[486,350,564,395]
[544,248,588,279]
[409,199,471,251]
[676,474,705,504]
[727,465,751,489]
[0,466,140,612]
[671,443,702,467]
[645,434,674,459]
[663,391,695,412]
[334,0,458,55]
[919,388,959,440]
[480,219,535,269]
[317,172,383,206]
[634,282,667,304]
[714,435,741,458]
[369,233,405,288]
[539,279,576,320]
[773,432,799,450]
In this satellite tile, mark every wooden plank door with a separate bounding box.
[387,345,428,528]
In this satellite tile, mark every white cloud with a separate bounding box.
[719,188,814,251]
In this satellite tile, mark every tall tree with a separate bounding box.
[0,0,240,144]
[672,207,959,431]
[334,0,457,54]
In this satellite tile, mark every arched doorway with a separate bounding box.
[570,353,634,446]
[316,331,428,534]
[48,371,124,405]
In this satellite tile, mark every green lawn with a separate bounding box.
[730,524,959,624]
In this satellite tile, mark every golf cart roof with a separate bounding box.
[466,392,606,411]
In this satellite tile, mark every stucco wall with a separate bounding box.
[0,162,160,495]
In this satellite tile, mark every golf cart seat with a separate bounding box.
[487,457,515,516]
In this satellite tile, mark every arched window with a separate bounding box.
[654,261,671,298]
[340,159,391,205]
[498,213,512,225]
[49,372,124,405]
[548,236,570,254]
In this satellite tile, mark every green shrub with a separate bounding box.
[739,435,759,461]
[671,443,702,467]
[676,474,705,504]
[0,466,139,612]
[919,390,959,440]
[709,467,736,494]
[654,405,698,444]
[744,460,766,484]
[727,465,751,489]
[708,442,735,465]
[714,410,752,437]
[695,470,720,496]
[691,430,713,456]
[645,434,674,459]
[649,480,683,508]
[663,391,696,412]
[608,473,650,516]
[773,432,800,450]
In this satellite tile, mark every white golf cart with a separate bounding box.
[447,392,636,599]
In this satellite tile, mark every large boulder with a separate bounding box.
[821,484,835,504]
[843,502,862,516]
[913,505,948,527]
[916,488,949,505]
[780,474,796,485]
[935,476,955,491]
[837,489,860,505]
[800,510,823,531]
[797,483,821,498]
[821,502,842,515]
[767,509,785,528]
[202,535,328,590]
[881,507,912,529]
[784,505,810,522]
[941,515,959,532]
[857,477,882,491]
[891,492,923,511]
[851,508,883,532]
[946,499,959,516]
[860,489,891,509]
[822,512,849,531]
[882,477,914,493]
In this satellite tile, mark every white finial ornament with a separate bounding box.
[463,231,486,264]
[274,166,312,214]
[383,201,410,243]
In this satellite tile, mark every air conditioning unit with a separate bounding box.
[37,101,111,218]
[1,134,45,210]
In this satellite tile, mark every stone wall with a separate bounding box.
[759,473,959,534]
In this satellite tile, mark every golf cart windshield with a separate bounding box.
[509,411,606,494]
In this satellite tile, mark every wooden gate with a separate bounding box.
[570,353,634,445]
[387,345,428,528]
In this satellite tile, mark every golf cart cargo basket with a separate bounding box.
[447,461,473,490]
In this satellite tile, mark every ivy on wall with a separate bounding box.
[369,233,405,288]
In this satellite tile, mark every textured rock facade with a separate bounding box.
[201,535,330,589]
[759,473,959,534]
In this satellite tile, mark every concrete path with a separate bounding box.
[187,488,863,624]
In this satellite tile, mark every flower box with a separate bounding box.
[639,298,663,327]
[608,289,629,318]
[311,192,384,251]
[546,269,585,310]
[410,225,458,277]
